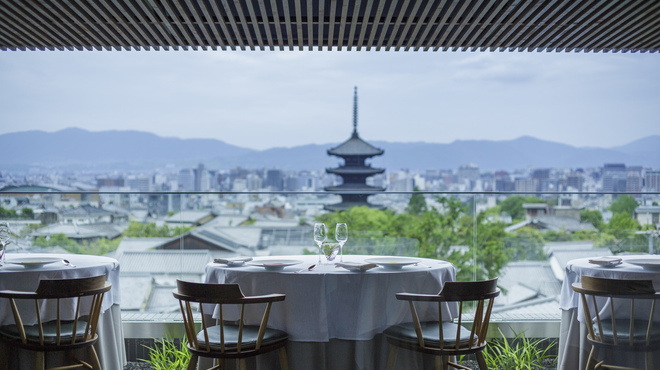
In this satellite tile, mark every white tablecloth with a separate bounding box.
[557,255,660,370]
[0,253,126,370]
[203,255,457,369]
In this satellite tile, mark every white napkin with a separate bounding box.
[335,262,378,271]
[214,257,253,264]
[588,256,622,265]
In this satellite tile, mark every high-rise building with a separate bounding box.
[566,172,584,191]
[646,170,660,192]
[265,169,284,191]
[178,169,194,191]
[602,163,627,192]
[325,87,385,211]
[626,166,643,193]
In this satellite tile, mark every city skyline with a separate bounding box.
[1,51,659,150]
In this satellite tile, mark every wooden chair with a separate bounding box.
[0,275,112,370]
[572,275,660,370]
[172,280,290,370]
[384,278,499,370]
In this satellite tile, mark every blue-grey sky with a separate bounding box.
[0,50,658,150]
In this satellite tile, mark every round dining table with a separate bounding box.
[557,255,660,370]
[0,253,125,370]
[203,254,457,370]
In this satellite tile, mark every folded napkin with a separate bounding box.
[588,256,622,265]
[335,262,378,271]
[214,257,253,264]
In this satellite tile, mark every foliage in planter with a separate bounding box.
[482,329,556,370]
[140,338,191,370]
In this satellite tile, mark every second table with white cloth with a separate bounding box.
[557,254,660,370]
[204,254,457,369]
[0,253,125,370]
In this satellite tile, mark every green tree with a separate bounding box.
[610,195,638,216]
[406,187,427,215]
[499,196,545,222]
[580,209,603,229]
[124,221,192,237]
[316,197,512,281]
[504,227,547,261]
[20,208,35,219]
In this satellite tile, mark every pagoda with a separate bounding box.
[325,87,386,211]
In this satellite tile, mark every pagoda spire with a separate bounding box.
[352,86,358,137]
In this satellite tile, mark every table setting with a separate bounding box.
[557,254,660,370]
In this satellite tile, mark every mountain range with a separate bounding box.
[1,128,658,172]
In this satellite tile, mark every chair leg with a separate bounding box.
[36,352,45,370]
[646,351,653,370]
[239,358,247,370]
[586,347,598,370]
[475,352,488,370]
[186,354,198,370]
[385,345,398,370]
[435,355,449,370]
[278,347,290,370]
[88,346,102,370]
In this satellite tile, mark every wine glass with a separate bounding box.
[335,223,348,262]
[0,222,10,267]
[313,223,327,264]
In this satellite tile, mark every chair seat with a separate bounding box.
[384,321,476,348]
[196,324,288,351]
[591,319,660,347]
[0,320,91,344]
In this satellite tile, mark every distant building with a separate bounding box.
[178,168,194,191]
[635,206,660,227]
[566,172,584,191]
[457,164,480,188]
[602,163,626,192]
[265,169,284,191]
[645,170,660,192]
[324,87,385,211]
[626,166,643,194]
[515,178,539,193]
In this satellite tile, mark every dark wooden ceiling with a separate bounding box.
[1,0,659,53]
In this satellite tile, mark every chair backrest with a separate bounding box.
[572,275,659,350]
[1,275,111,348]
[397,278,500,351]
[172,279,286,354]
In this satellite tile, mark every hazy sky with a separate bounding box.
[1,50,658,150]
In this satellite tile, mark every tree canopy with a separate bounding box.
[498,196,546,221]
[610,195,638,216]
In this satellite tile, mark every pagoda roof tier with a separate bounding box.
[326,167,385,175]
[324,184,386,193]
[327,131,384,157]
[325,202,386,212]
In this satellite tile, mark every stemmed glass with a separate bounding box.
[335,223,348,262]
[313,223,327,264]
[0,222,11,267]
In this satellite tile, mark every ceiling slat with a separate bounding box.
[219,0,244,49]
[389,0,415,51]
[197,0,227,50]
[281,0,294,50]
[365,0,386,51]
[183,0,215,49]
[0,3,63,50]
[578,0,653,52]
[346,0,362,51]
[161,0,198,50]
[306,0,313,50]
[256,0,274,50]
[404,0,435,51]
[71,0,125,50]
[429,0,459,51]
[49,0,109,50]
[208,0,235,49]
[145,0,186,50]
[0,3,64,50]
[107,0,156,50]
[0,2,67,50]
[376,0,399,50]
[293,0,303,49]
[96,0,148,50]
[439,0,473,51]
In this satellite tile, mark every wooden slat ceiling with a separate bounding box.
[1,0,659,53]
